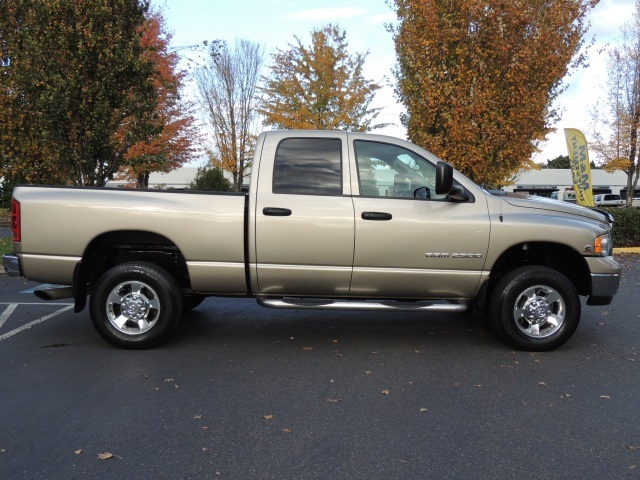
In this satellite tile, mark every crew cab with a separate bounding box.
[3,131,621,351]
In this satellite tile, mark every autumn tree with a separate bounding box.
[259,24,384,132]
[118,11,200,188]
[194,40,265,191]
[0,0,156,187]
[590,2,640,205]
[390,0,597,186]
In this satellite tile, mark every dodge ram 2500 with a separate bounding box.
[3,130,621,350]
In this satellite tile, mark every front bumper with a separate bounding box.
[2,254,22,277]
[584,255,621,306]
[591,272,621,297]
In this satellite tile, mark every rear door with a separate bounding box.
[253,132,355,296]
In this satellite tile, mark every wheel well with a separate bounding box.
[77,231,191,299]
[483,242,590,304]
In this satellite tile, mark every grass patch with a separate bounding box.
[0,236,13,255]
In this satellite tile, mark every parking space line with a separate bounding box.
[0,304,18,329]
[0,304,74,341]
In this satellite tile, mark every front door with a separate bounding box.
[349,139,490,299]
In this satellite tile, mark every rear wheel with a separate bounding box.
[89,262,182,349]
[489,266,580,351]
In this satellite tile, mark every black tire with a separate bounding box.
[182,294,205,312]
[489,266,580,351]
[89,262,183,349]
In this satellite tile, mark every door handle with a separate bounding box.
[361,211,392,221]
[263,207,292,216]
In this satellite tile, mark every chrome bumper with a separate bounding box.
[2,254,22,277]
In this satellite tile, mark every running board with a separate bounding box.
[257,297,469,313]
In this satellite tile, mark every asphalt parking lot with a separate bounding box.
[0,255,639,479]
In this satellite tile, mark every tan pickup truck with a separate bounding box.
[3,130,621,350]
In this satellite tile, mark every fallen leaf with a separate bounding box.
[474,385,482,388]
[201,426,209,430]
[327,398,342,403]
[74,450,82,455]
[332,339,338,343]
[538,382,546,386]
[194,415,202,420]
[419,407,428,413]
[282,428,292,433]
[97,452,113,460]
[600,395,611,399]
[264,414,274,420]
[381,390,390,395]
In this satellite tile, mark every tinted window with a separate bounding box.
[273,138,342,195]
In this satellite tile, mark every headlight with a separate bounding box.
[594,234,613,256]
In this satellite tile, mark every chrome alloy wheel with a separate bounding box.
[512,284,565,338]
[106,280,161,335]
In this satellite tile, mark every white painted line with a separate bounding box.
[0,302,73,306]
[0,305,74,341]
[0,304,18,329]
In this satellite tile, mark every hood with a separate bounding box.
[502,195,612,224]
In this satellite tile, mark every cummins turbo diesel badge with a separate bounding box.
[425,253,483,258]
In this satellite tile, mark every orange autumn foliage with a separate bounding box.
[391,0,598,186]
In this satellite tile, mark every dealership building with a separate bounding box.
[504,169,635,198]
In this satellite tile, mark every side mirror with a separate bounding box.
[413,186,431,199]
[436,161,453,195]
[436,161,468,202]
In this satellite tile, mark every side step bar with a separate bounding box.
[257,297,468,313]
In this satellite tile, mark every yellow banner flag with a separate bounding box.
[564,128,594,207]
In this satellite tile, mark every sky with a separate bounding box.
[152,0,637,165]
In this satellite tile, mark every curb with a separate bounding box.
[614,247,640,254]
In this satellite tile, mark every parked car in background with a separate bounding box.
[594,194,625,207]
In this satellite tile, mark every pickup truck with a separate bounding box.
[3,130,621,351]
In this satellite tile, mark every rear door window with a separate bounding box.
[272,138,342,196]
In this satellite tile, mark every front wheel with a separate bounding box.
[489,266,580,351]
[89,262,183,349]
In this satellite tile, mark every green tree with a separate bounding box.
[189,166,232,192]
[259,24,384,132]
[390,0,597,186]
[0,0,156,187]
[545,155,596,169]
